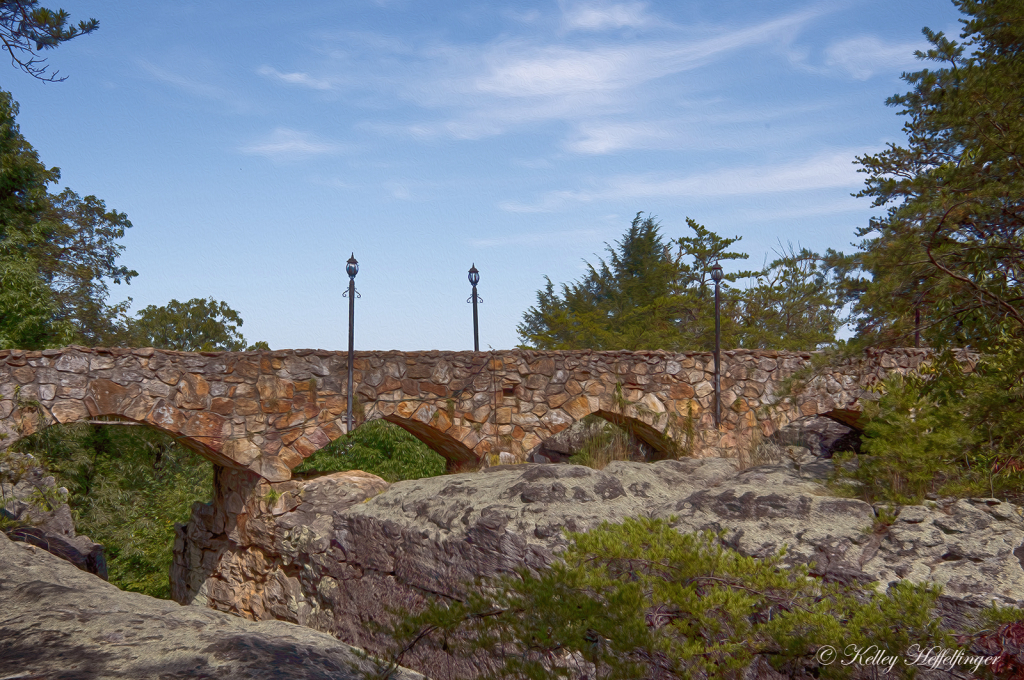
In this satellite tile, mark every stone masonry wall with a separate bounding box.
[0,346,935,481]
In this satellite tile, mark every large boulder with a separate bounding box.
[0,529,425,679]
[174,460,1024,678]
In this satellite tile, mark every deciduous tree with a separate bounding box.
[125,297,251,352]
[0,89,136,349]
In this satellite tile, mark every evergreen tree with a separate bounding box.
[739,246,857,350]
[0,1,99,81]
[854,0,1024,350]
[518,214,848,352]
[370,518,948,680]
[518,213,680,350]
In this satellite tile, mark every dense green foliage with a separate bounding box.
[518,213,853,352]
[15,423,213,599]
[0,89,137,349]
[368,517,948,680]
[829,0,1024,505]
[294,419,446,482]
[834,340,1024,504]
[123,297,252,352]
[853,0,1024,351]
[0,1,98,81]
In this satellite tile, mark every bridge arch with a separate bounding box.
[1,346,935,481]
[379,414,477,468]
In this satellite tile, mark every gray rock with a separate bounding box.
[2,451,107,579]
[173,459,1024,678]
[0,530,425,680]
[769,414,858,457]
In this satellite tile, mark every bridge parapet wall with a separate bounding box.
[0,346,935,481]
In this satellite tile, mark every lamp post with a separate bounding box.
[711,263,723,427]
[345,253,359,433]
[468,264,481,352]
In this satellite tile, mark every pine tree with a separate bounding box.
[854,0,1024,350]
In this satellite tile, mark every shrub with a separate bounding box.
[294,419,446,482]
[833,338,1024,504]
[366,517,949,680]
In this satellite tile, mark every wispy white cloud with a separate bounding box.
[240,128,345,158]
[501,150,863,211]
[738,197,870,222]
[257,65,335,90]
[609,150,862,196]
[471,9,822,99]
[564,121,682,154]
[825,35,922,80]
[560,1,655,31]
[137,59,249,111]
[377,6,828,147]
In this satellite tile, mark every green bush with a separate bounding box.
[294,419,446,483]
[367,517,948,680]
[833,338,1024,504]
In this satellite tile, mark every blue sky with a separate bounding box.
[5,0,964,351]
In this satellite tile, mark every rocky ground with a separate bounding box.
[172,456,1024,679]
[0,529,425,679]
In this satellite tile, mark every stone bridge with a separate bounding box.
[0,346,933,481]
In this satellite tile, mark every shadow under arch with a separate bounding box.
[590,409,679,461]
[820,408,866,431]
[61,410,247,472]
[380,415,477,470]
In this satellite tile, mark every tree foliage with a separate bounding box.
[124,297,253,352]
[833,339,1024,504]
[14,422,213,599]
[853,0,1024,350]
[827,0,1024,505]
[294,419,446,482]
[518,213,851,352]
[369,517,947,680]
[0,1,98,81]
[0,89,136,349]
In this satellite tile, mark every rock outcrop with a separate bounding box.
[1,450,107,578]
[0,530,425,679]
[174,459,1024,678]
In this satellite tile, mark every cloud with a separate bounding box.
[825,35,923,80]
[471,10,820,100]
[563,121,679,154]
[502,150,863,211]
[137,59,249,111]
[239,128,345,158]
[610,150,862,197]
[561,1,654,31]
[257,65,334,90]
[377,6,828,146]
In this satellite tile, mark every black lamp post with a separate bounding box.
[711,263,723,427]
[345,253,359,433]
[468,264,481,352]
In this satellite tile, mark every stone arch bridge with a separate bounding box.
[0,346,931,482]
